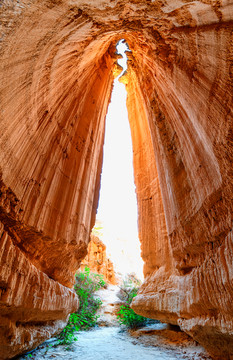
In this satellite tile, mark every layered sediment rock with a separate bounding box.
[0,221,78,359]
[80,234,117,285]
[0,1,232,359]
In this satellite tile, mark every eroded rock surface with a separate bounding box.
[80,234,117,285]
[0,1,232,359]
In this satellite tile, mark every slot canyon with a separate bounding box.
[0,0,232,359]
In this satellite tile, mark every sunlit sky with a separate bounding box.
[96,40,144,280]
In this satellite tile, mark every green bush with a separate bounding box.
[117,305,148,329]
[55,313,79,347]
[55,267,105,347]
[117,273,148,329]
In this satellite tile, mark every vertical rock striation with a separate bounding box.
[0,0,232,359]
[0,2,117,357]
[124,6,233,359]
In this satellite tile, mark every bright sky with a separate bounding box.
[96,40,144,280]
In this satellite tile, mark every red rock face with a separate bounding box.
[0,1,232,359]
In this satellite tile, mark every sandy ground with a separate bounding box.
[17,325,213,360]
[17,286,213,360]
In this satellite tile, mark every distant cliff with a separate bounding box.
[80,235,117,285]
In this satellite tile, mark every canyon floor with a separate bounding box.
[18,286,213,360]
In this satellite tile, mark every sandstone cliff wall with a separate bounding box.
[0,1,232,359]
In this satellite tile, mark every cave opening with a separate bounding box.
[94,39,143,280]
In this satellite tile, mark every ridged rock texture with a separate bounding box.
[0,0,232,359]
[80,234,117,284]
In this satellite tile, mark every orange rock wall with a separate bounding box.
[0,221,78,359]
[0,2,117,357]
[80,235,117,285]
[125,9,233,360]
[0,1,232,359]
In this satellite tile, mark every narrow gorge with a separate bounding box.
[0,1,232,359]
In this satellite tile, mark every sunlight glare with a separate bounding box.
[96,40,144,280]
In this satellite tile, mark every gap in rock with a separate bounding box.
[95,39,144,281]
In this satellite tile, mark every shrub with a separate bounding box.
[117,305,148,329]
[55,267,105,347]
[117,273,148,329]
[55,313,79,347]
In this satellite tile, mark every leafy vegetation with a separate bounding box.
[55,267,105,348]
[117,305,148,329]
[117,273,148,329]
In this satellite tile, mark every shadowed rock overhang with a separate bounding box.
[0,1,233,359]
